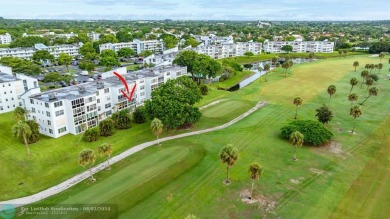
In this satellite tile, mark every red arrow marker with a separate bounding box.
[113,71,137,101]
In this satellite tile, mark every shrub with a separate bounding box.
[83,127,100,142]
[369,74,379,82]
[99,118,115,136]
[112,109,131,129]
[26,120,40,144]
[281,120,333,145]
[219,74,229,82]
[200,84,209,95]
[315,105,333,124]
[133,106,148,124]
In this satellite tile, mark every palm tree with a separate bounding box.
[365,77,374,90]
[353,61,359,71]
[78,149,97,182]
[360,70,369,87]
[349,77,358,94]
[271,56,278,65]
[379,52,385,63]
[12,120,32,156]
[327,85,336,103]
[360,87,379,105]
[219,144,239,184]
[348,93,358,107]
[282,62,289,77]
[369,64,375,73]
[151,118,163,146]
[293,97,303,119]
[248,162,263,198]
[289,131,304,161]
[343,49,348,57]
[378,63,383,73]
[287,60,294,73]
[14,106,27,121]
[263,63,270,82]
[97,143,113,170]
[350,106,362,134]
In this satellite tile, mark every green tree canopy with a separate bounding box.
[32,50,54,63]
[10,36,49,48]
[281,45,293,53]
[162,35,178,49]
[116,31,133,42]
[117,48,135,58]
[145,77,202,129]
[184,37,200,47]
[99,34,119,44]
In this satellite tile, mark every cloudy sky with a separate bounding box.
[1,0,390,20]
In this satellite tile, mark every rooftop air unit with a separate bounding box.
[48,93,57,101]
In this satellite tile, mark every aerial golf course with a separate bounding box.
[1,55,390,218]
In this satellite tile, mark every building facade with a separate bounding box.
[0,66,40,113]
[99,39,164,54]
[263,40,334,53]
[23,65,187,138]
[0,43,83,60]
[195,42,262,59]
[0,33,12,44]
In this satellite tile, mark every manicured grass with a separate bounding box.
[213,70,254,89]
[5,55,390,218]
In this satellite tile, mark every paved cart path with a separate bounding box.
[0,101,267,207]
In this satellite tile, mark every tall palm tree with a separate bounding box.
[365,77,374,90]
[350,106,362,134]
[97,143,113,170]
[360,87,379,105]
[379,52,385,63]
[78,149,97,182]
[327,85,336,103]
[14,106,27,121]
[282,62,289,77]
[353,61,359,71]
[263,63,270,82]
[348,93,358,107]
[219,144,239,184]
[289,131,304,161]
[349,77,358,94]
[271,56,278,65]
[378,63,383,73]
[293,97,303,119]
[12,120,32,156]
[248,162,263,198]
[369,64,375,73]
[360,70,369,87]
[151,118,163,146]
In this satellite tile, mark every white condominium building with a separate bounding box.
[0,33,12,44]
[23,65,187,138]
[195,42,262,59]
[99,39,164,54]
[0,66,40,113]
[263,39,334,53]
[0,43,83,60]
[192,34,234,46]
[87,32,101,41]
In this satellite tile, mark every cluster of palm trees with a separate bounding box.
[219,144,263,199]
[78,143,113,182]
[12,107,40,157]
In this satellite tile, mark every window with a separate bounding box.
[58,127,67,134]
[47,120,51,125]
[49,129,53,134]
[45,103,49,108]
[105,103,111,109]
[55,109,64,117]
[32,108,36,113]
[54,101,63,107]
[30,99,34,104]
[104,88,109,93]
[46,111,50,117]
[97,99,100,103]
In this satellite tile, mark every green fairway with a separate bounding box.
[4,54,390,218]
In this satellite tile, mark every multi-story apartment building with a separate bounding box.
[263,39,334,53]
[192,34,234,46]
[0,43,83,60]
[195,42,262,59]
[99,39,164,54]
[87,32,101,41]
[23,65,187,138]
[0,33,12,44]
[0,66,40,113]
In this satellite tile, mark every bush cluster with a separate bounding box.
[281,120,333,145]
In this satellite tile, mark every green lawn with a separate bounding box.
[4,54,390,218]
[213,70,254,89]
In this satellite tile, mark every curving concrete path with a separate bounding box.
[0,101,268,207]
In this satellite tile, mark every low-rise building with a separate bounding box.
[23,65,187,138]
[0,33,12,44]
[0,66,40,113]
[263,39,334,53]
[0,43,83,60]
[99,39,164,54]
[195,42,262,59]
[192,34,234,46]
